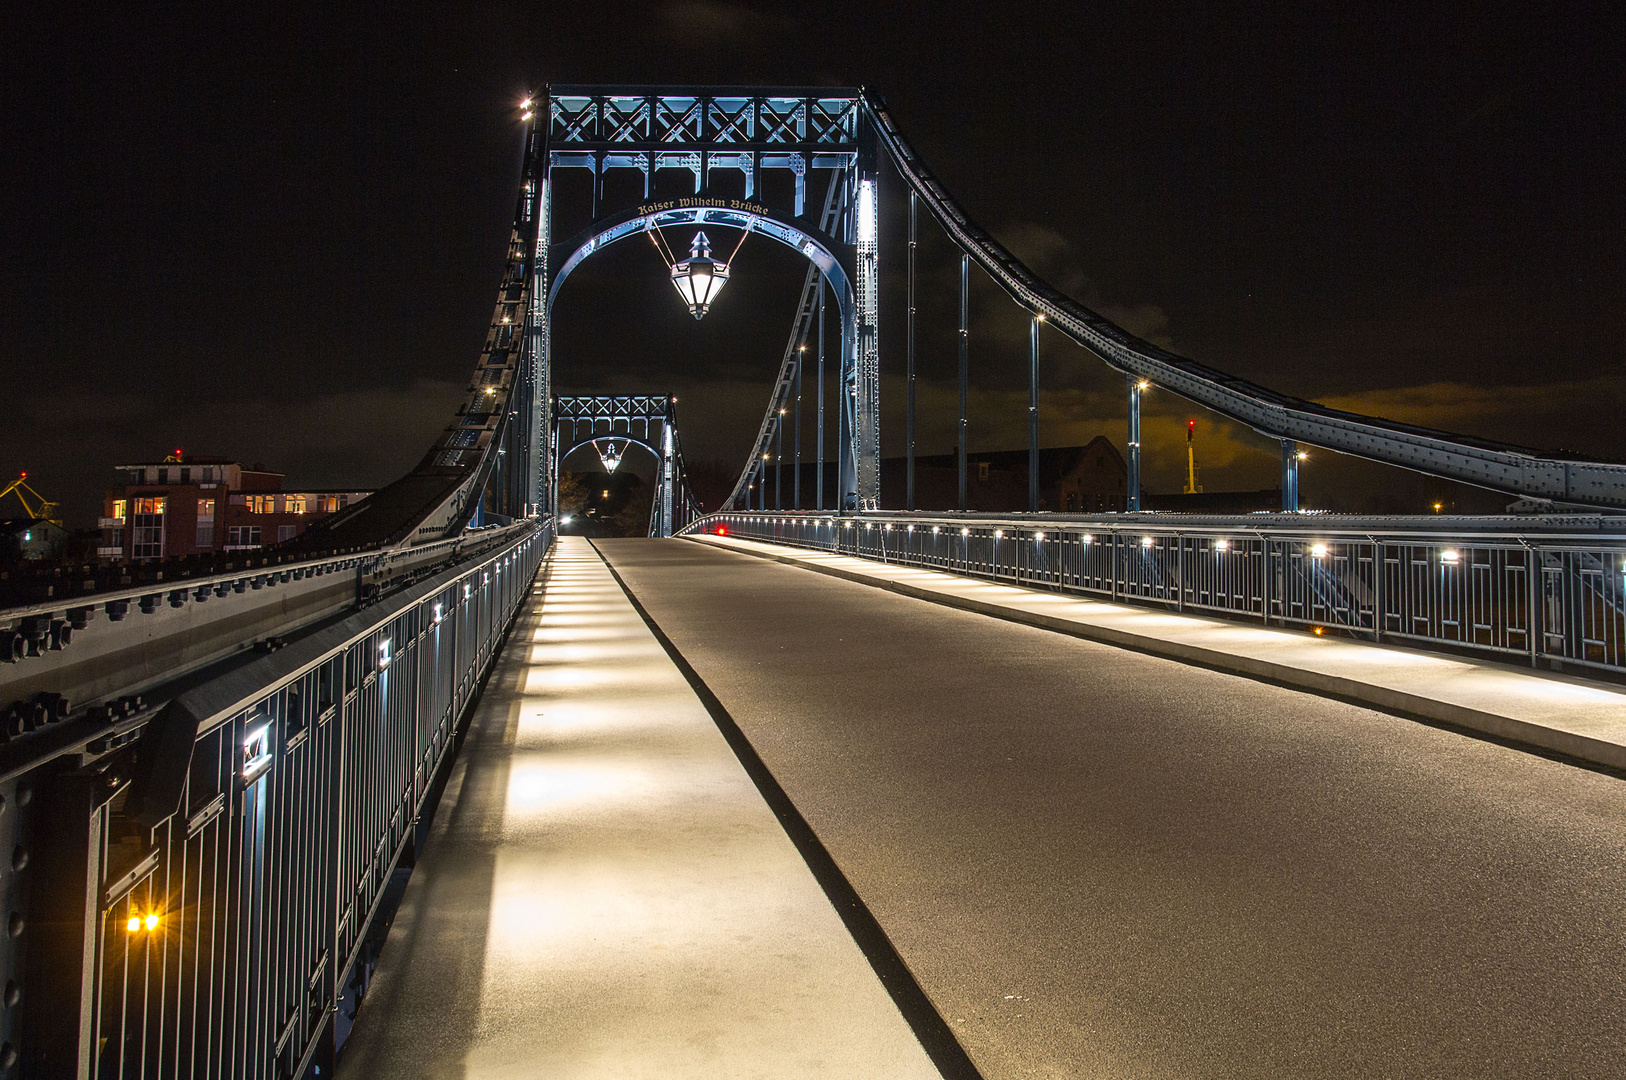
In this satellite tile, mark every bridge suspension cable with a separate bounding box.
[859,93,1626,510]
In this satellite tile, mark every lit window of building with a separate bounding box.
[286,495,308,514]
[131,497,167,559]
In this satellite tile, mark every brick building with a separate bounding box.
[98,454,370,561]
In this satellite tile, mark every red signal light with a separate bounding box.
[717,525,727,535]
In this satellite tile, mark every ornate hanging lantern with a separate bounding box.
[668,231,731,319]
[596,440,624,473]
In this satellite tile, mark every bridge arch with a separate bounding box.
[546,203,862,507]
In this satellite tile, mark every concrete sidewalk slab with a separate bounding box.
[690,533,1626,772]
[337,537,942,1079]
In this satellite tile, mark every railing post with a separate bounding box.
[1263,537,1272,624]
[1373,539,1384,642]
[1529,544,1542,668]
[1177,535,1184,613]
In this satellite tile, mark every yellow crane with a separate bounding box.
[0,472,62,526]
[1183,420,1204,495]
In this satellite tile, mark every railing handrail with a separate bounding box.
[684,510,1626,546]
[0,518,538,623]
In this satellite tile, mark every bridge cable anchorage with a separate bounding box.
[859,92,1626,508]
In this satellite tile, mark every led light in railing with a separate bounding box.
[127,916,141,933]
[242,721,274,782]
[145,913,159,931]
[907,524,914,532]
[1141,536,1154,548]
[1441,549,1460,564]
[1034,531,1044,541]
[994,529,1004,539]
[961,527,970,536]
[1082,534,1093,544]
[884,523,891,531]
[433,603,443,623]
[932,526,940,534]
[844,521,852,528]
[1310,544,1328,559]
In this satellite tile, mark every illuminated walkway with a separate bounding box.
[336,537,940,1079]
[695,533,1626,770]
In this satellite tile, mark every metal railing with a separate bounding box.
[16,521,551,1078]
[685,512,1626,676]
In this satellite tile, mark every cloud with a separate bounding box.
[992,221,1174,349]
[1315,375,1626,457]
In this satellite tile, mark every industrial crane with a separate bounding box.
[0,472,62,525]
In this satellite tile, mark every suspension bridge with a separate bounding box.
[4,86,1626,1079]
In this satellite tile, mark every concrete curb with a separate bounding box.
[685,535,1626,773]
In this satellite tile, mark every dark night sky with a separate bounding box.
[5,2,1625,522]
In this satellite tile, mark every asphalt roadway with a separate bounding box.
[596,537,1626,1080]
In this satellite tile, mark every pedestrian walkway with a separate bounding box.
[336,537,941,1079]
[692,533,1626,772]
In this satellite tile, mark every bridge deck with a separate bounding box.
[596,536,1626,1078]
[334,537,939,1078]
[695,532,1626,771]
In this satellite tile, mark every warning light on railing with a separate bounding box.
[716,526,727,535]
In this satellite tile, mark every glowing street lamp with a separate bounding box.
[669,231,730,319]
